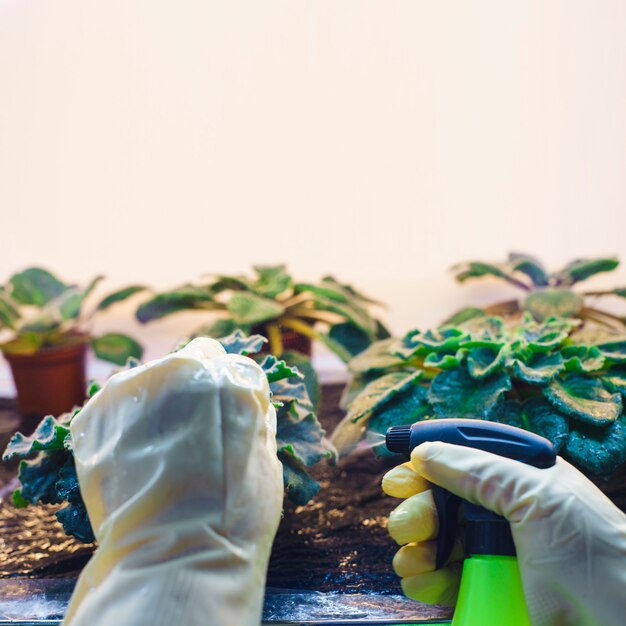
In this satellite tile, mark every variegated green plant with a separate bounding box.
[450,253,626,332]
[0,267,146,365]
[2,332,336,543]
[136,265,389,363]
[334,314,626,477]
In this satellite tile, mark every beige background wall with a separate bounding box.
[1,1,626,387]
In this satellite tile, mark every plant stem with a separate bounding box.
[280,318,321,341]
[266,323,284,356]
[581,307,626,330]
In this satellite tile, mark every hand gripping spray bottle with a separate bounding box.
[385,419,556,626]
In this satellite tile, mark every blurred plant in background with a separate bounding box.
[449,253,626,336]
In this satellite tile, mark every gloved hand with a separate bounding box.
[63,337,284,626]
[382,442,626,626]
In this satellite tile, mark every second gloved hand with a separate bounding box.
[382,442,626,626]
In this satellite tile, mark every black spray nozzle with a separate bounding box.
[385,419,557,568]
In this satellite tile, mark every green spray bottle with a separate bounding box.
[385,419,557,626]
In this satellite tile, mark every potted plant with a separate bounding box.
[0,267,146,417]
[333,312,626,508]
[449,252,626,333]
[136,265,388,359]
[2,331,336,543]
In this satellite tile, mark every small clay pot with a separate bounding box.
[4,342,87,418]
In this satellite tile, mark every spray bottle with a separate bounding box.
[385,418,556,626]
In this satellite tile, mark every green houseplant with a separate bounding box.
[450,252,626,331]
[0,267,146,416]
[334,313,626,483]
[3,331,336,543]
[136,265,389,363]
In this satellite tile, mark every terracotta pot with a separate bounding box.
[4,342,87,418]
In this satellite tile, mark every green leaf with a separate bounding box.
[56,501,95,544]
[260,354,302,383]
[312,294,377,337]
[602,366,626,397]
[10,267,67,306]
[96,285,146,311]
[459,316,506,341]
[561,345,606,373]
[349,338,408,374]
[321,276,385,306]
[368,384,431,435]
[596,340,626,364]
[466,344,509,380]
[279,449,321,505]
[0,291,20,328]
[253,265,292,298]
[488,399,524,429]
[423,349,467,370]
[227,292,284,325]
[508,253,549,287]
[428,369,511,419]
[91,333,143,366]
[295,282,349,303]
[451,261,522,286]
[277,412,333,467]
[522,288,584,321]
[281,351,321,410]
[564,417,626,476]
[218,330,266,356]
[517,315,578,352]
[544,375,622,425]
[3,415,70,461]
[511,351,564,384]
[317,331,356,364]
[347,371,423,423]
[136,287,217,322]
[405,327,468,353]
[17,450,69,505]
[271,377,314,414]
[555,257,619,286]
[328,322,372,357]
[523,398,569,453]
[12,489,29,508]
[443,307,487,326]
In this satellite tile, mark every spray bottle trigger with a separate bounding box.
[432,484,462,570]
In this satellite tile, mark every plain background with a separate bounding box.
[1,1,626,387]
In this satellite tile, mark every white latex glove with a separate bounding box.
[63,337,284,626]
[382,442,626,626]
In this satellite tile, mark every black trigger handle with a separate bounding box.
[432,484,461,570]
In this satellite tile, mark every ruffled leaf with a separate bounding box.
[428,369,511,419]
[3,416,71,461]
[424,349,467,370]
[523,398,569,453]
[277,413,334,467]
[218,330,266,356]
[368,384,431,436]
[511,350,564,384]
[564,417,626,476]
[347,371,423,423]
[56,502,95,544]
[596,340,626,365]
[488,399,524,429]
[349,338,408,374]
[279,449,321,505]
[544,375,622,426]
[561,345,606,373]
[466,344,509,380]
[17,451,69,505]
[260,354,302,383]
[603,366,626,397]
